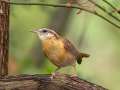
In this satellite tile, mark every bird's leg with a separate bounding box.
[50,67,60,79]
[71,64,77,77]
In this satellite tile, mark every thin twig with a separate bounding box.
[8,2,120,29]
[88,0,120,22]
[102,0,120,14]
[94,12,120,28]
[102,0,117,10]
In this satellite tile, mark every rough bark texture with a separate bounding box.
[0,0,9,77]
[0,73,108,90]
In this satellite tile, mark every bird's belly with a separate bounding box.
[42,39,76,67]
[47,51,75,67]
[43,45,75,67]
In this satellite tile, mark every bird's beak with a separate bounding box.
[30,30,38,33]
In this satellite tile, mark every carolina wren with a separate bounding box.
[32,28,89,77]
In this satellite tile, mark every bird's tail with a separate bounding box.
[80,53,90,58]
[77,53,90,64]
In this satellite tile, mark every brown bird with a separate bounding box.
[32,28,89,77]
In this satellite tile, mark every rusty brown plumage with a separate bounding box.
[32,28,90,77]
[63,38,89,64]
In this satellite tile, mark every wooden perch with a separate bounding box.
[0,73,108,90]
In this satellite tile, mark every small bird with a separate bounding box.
[32,28,89,77]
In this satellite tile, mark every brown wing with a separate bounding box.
[63,38,82,64]
[63,38,90,64]
[63,38,79,58]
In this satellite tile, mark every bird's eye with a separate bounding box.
[42,30,47,33]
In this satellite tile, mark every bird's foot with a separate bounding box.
[50,72,56,79]
[50,72,60,79]
[70,74,78,79]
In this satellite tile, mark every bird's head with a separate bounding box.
[32,28,59,40]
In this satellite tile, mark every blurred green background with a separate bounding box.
[9,0,120,90]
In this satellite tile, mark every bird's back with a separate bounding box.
[63,38,89,64]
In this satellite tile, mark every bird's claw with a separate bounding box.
[70,74,78,78]
[50,72,56,79]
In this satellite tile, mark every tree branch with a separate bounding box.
[0,73,108,90]
[0,0,9,77]
[102,0,120,14]
[88,0,120,22]
[102,0,117,10]
[8,1,120,29]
